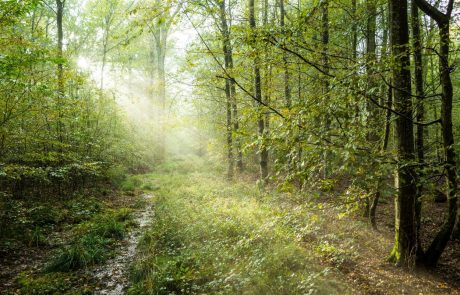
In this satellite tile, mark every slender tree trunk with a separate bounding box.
[56,0,64,94]
[351,0,360,119]
[388,0,418,267]
[369,5,390,228]
[280,0,291,108]
[151,20,168,163]
[219,0,243,172]
[370,83,392,229]
[365,0,377,219]
[219,0,234,180]
[249,0,268,181]
[411,1,425,252]
[232,88,243,172]
[423,24,457,265]
[351,0,357,62]
[320,0,330,179]
[225,79,234,180]
[415,0,457,266]
[56,0,65,153]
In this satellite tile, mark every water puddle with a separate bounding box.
[93,194,154,295]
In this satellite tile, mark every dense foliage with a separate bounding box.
[1,1,460,293]
[0,1,149,200]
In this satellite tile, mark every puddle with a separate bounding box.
[93,194,154,295]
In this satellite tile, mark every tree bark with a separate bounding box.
[320,0,330,179]
[388,0,418,267]
[249,0,268,181]
[411,0,425,253]
[219,0,234,180]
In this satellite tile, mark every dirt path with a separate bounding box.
[93,194,154,295]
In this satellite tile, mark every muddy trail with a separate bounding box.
[93,194,154,294]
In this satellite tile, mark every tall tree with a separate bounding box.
[56,0,65,149]
[150,0,182,162]
[388,0,418,267]
[249,0,268,181]
[415,0,458,266]
[411,0,425,252]
[320,0,330,179]
[280,0,291,108]
[219,0,234,180]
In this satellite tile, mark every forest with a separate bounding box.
[0,0,459,294]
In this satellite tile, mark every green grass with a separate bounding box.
[46,208,134,272]
[128,170,349,295]
[17,272,92,295]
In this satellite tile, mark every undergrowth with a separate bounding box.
[128,169,350,295]
[46,208,135,272]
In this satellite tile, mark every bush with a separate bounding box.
[28,205,63,226]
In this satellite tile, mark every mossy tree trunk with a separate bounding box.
[388,0,418,267]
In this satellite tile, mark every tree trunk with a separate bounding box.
[219,0,234,180]
[365,0,377,219]
[219,0,243,173]
[414,0,457,267]
[280,0,291,108]
[370,83,392,229]
[388,0,418,267]
[320,0,330,179]
[411,1,425,253]
[369,5,390,228]
[249,0,268,181]
[56,0,65,151]
[56,0,64,94]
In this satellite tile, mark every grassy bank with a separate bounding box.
[0,180,147,295]
[128,168,350,294]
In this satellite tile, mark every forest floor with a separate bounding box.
[1,158,460,294]
[0,186,153,294]
[126,159,460,295]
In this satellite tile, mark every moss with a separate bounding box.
[388,243,401,264]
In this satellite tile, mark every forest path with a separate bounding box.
[92,194,154,295]
[126,169,352,294]
[125,163,460,295]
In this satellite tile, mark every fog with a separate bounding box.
[75,25,204,161]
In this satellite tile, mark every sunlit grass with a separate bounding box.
[128,167,349,294]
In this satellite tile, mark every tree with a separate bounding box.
[249,0,268,181]
[388,0,418,267]
[415,0,458,267]
[149,0,182,162]
[219,0,235,180]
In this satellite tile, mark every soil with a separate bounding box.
[338,197,460,295]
